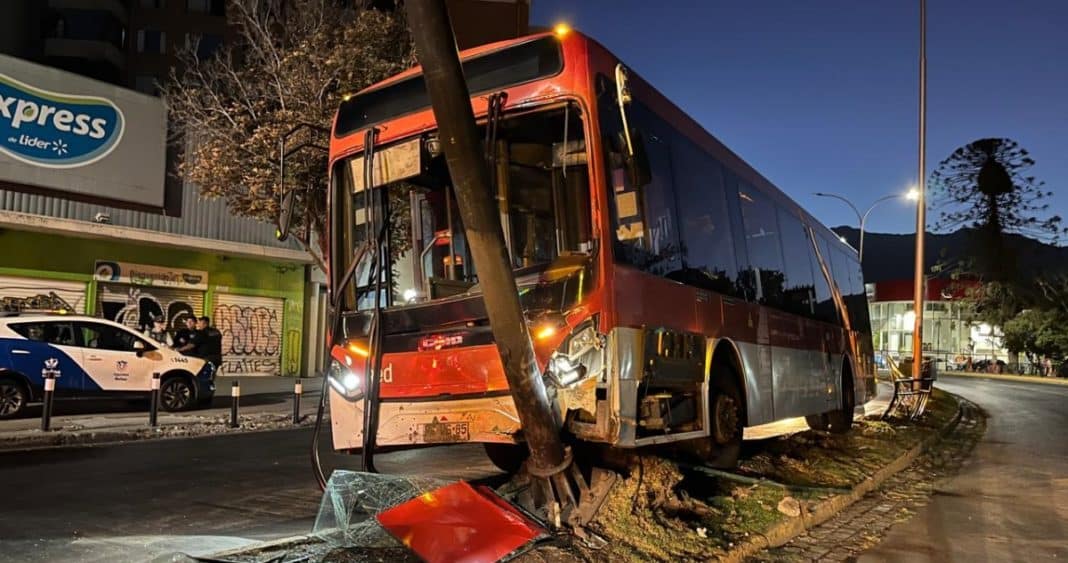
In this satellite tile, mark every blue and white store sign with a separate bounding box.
[0,54,165,208]
[0,72,125,168]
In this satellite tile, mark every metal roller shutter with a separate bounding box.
[0,276,87,314]
[96,283,205,332]
[213,293,284,376]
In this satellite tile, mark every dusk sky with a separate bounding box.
[531,1,1068,237]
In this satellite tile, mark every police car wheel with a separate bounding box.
[0,379,28,419]
[160,377,194,412]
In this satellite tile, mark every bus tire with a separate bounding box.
[483,442,528,474]
[805,413,830,431]
[826,366,855,434]
[703,367,745,469]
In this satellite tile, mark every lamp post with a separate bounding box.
[814,189,919,262]
[912,0,928,382]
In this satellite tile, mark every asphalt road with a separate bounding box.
[0,426,501,562]
[860,374,1068,562]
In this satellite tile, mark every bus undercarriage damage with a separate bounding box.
[326,104,608,472]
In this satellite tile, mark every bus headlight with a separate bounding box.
[548,354,586,387]
[327,358,365,401]
[546,323,604,388]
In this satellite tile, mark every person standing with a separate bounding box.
[144,315,173,348]
[196,316,224,369]
[175,316,202,356]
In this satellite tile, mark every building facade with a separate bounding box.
[1,0,531,377]
[0,52,313,376]
[868,278,1008,367]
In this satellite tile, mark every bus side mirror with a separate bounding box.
[276,189,295,242]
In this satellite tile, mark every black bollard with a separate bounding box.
[229,380,240,428]
[149,372,160,427]
[292,378,302,425]
[40,372,55,431]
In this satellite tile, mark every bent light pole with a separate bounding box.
[404,0,591,526]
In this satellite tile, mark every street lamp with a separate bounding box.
[813,189,917,262]
[912,0,928,382]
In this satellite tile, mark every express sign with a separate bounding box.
[0,72,124,169]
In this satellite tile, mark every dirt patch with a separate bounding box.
[737,389,958,490]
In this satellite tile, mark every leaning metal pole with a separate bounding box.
[404,0,569,484]
[911,0,927,381]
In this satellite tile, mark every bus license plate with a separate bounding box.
[422,420,470,443]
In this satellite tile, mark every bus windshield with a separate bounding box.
[334,105,593,310]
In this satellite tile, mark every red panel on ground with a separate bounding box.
[376,481,546,563]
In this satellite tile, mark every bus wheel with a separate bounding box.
[805,413,830,431]
[826,369,855,434]
[483,442,528,474]
[704,371,745,469]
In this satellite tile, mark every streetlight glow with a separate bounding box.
[553,23,572,37]
[813,188,919,262]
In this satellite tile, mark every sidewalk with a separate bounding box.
[941,370,1068,387]
[0,377,324,452]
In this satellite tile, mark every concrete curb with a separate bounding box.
[208,533,324,560]
[0,415,323,454]
[942,370,1068,387]
[718,393,966,563]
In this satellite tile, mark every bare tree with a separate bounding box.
[162,0,414,269]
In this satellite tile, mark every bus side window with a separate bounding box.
[671,132,741,296]
[737,185,786,308]
[808,229,837,324]
[815,236,842,325]
[600,92,682,278]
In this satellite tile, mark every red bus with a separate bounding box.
[322,29,875,470]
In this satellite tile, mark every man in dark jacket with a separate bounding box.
[196,316,224,368]
[175,317,200,355]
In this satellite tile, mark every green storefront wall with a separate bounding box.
[0,229,306,376]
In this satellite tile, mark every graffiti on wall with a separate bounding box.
[0,290,77,313]
[214,304,281,376]
[99,287,197,332]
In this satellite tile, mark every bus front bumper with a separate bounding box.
[329,389,523,451]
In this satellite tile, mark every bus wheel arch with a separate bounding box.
[702,339,747,468]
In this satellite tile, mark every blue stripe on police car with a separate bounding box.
[0,72,125,169]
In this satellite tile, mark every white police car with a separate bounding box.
[0,314,215,419]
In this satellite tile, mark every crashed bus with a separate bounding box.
[320,29,876,471]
